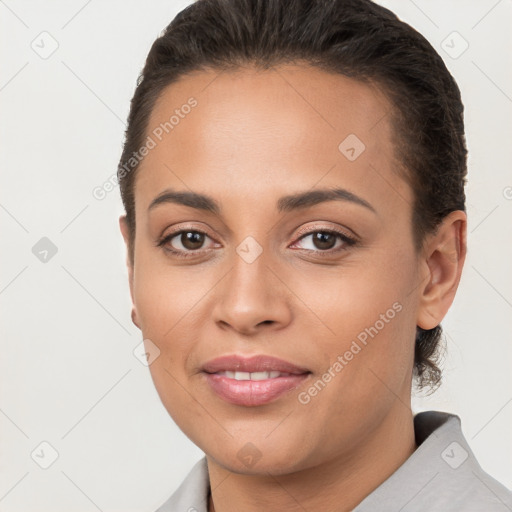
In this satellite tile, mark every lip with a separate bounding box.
[202,354,310,374]
[202,355,311,407]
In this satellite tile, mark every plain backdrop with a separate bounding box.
[1,1,511,510]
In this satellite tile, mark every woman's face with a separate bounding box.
[122,65,428,473]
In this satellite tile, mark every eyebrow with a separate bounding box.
[148,187,376,215]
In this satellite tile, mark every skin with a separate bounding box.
[119,64,466,512]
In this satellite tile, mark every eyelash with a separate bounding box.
[157,226,358,259]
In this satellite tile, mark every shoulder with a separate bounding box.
[154,457,210,512]
[355,410,512,511]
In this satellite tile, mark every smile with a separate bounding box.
[214,370,292,380]
[202,354,311,407]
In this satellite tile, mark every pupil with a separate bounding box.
[314,232,335,250]
[182,231,204,250]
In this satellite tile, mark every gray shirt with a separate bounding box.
[155,411,512,511]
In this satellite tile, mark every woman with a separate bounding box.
[117,0,512,510]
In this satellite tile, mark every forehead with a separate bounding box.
[134,64,412,219]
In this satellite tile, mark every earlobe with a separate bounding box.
[416,210,467,330]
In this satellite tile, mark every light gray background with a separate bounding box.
[1,1,511,510]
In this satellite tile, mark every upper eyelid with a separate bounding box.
[162,224,351,239]
[161,225,218,243]
[293,223,357,241]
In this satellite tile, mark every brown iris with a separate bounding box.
[311,231,337,250]
[181,231,205,250]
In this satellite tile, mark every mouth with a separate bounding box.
[202,355,311,407]
[214,370,295,380]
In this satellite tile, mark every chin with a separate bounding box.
[203,436,315,476]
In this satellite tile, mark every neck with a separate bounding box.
[207,405,417,512]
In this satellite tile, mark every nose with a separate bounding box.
[211,249,293,336]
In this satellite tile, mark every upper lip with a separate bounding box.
[202,355,310,374]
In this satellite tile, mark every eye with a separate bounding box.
[157,226,357,259]
[290,229,357,254]
[158,229,218,258]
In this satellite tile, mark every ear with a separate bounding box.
[119,214,140,330]
[416,210,467,330]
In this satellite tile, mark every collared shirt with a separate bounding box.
[155,411,512,511]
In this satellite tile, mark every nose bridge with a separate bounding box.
[231,244,270,300]
[212,238,292,333]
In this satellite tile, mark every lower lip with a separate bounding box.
[204,373,310,406]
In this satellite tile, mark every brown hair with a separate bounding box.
[118,0,467,390]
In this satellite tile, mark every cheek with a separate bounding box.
[290,245,416,333]
[290,246,418,388]
[132,249,209,340]
[131,257,200,401]
[295,282,416,457]
[131,260,205,431]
